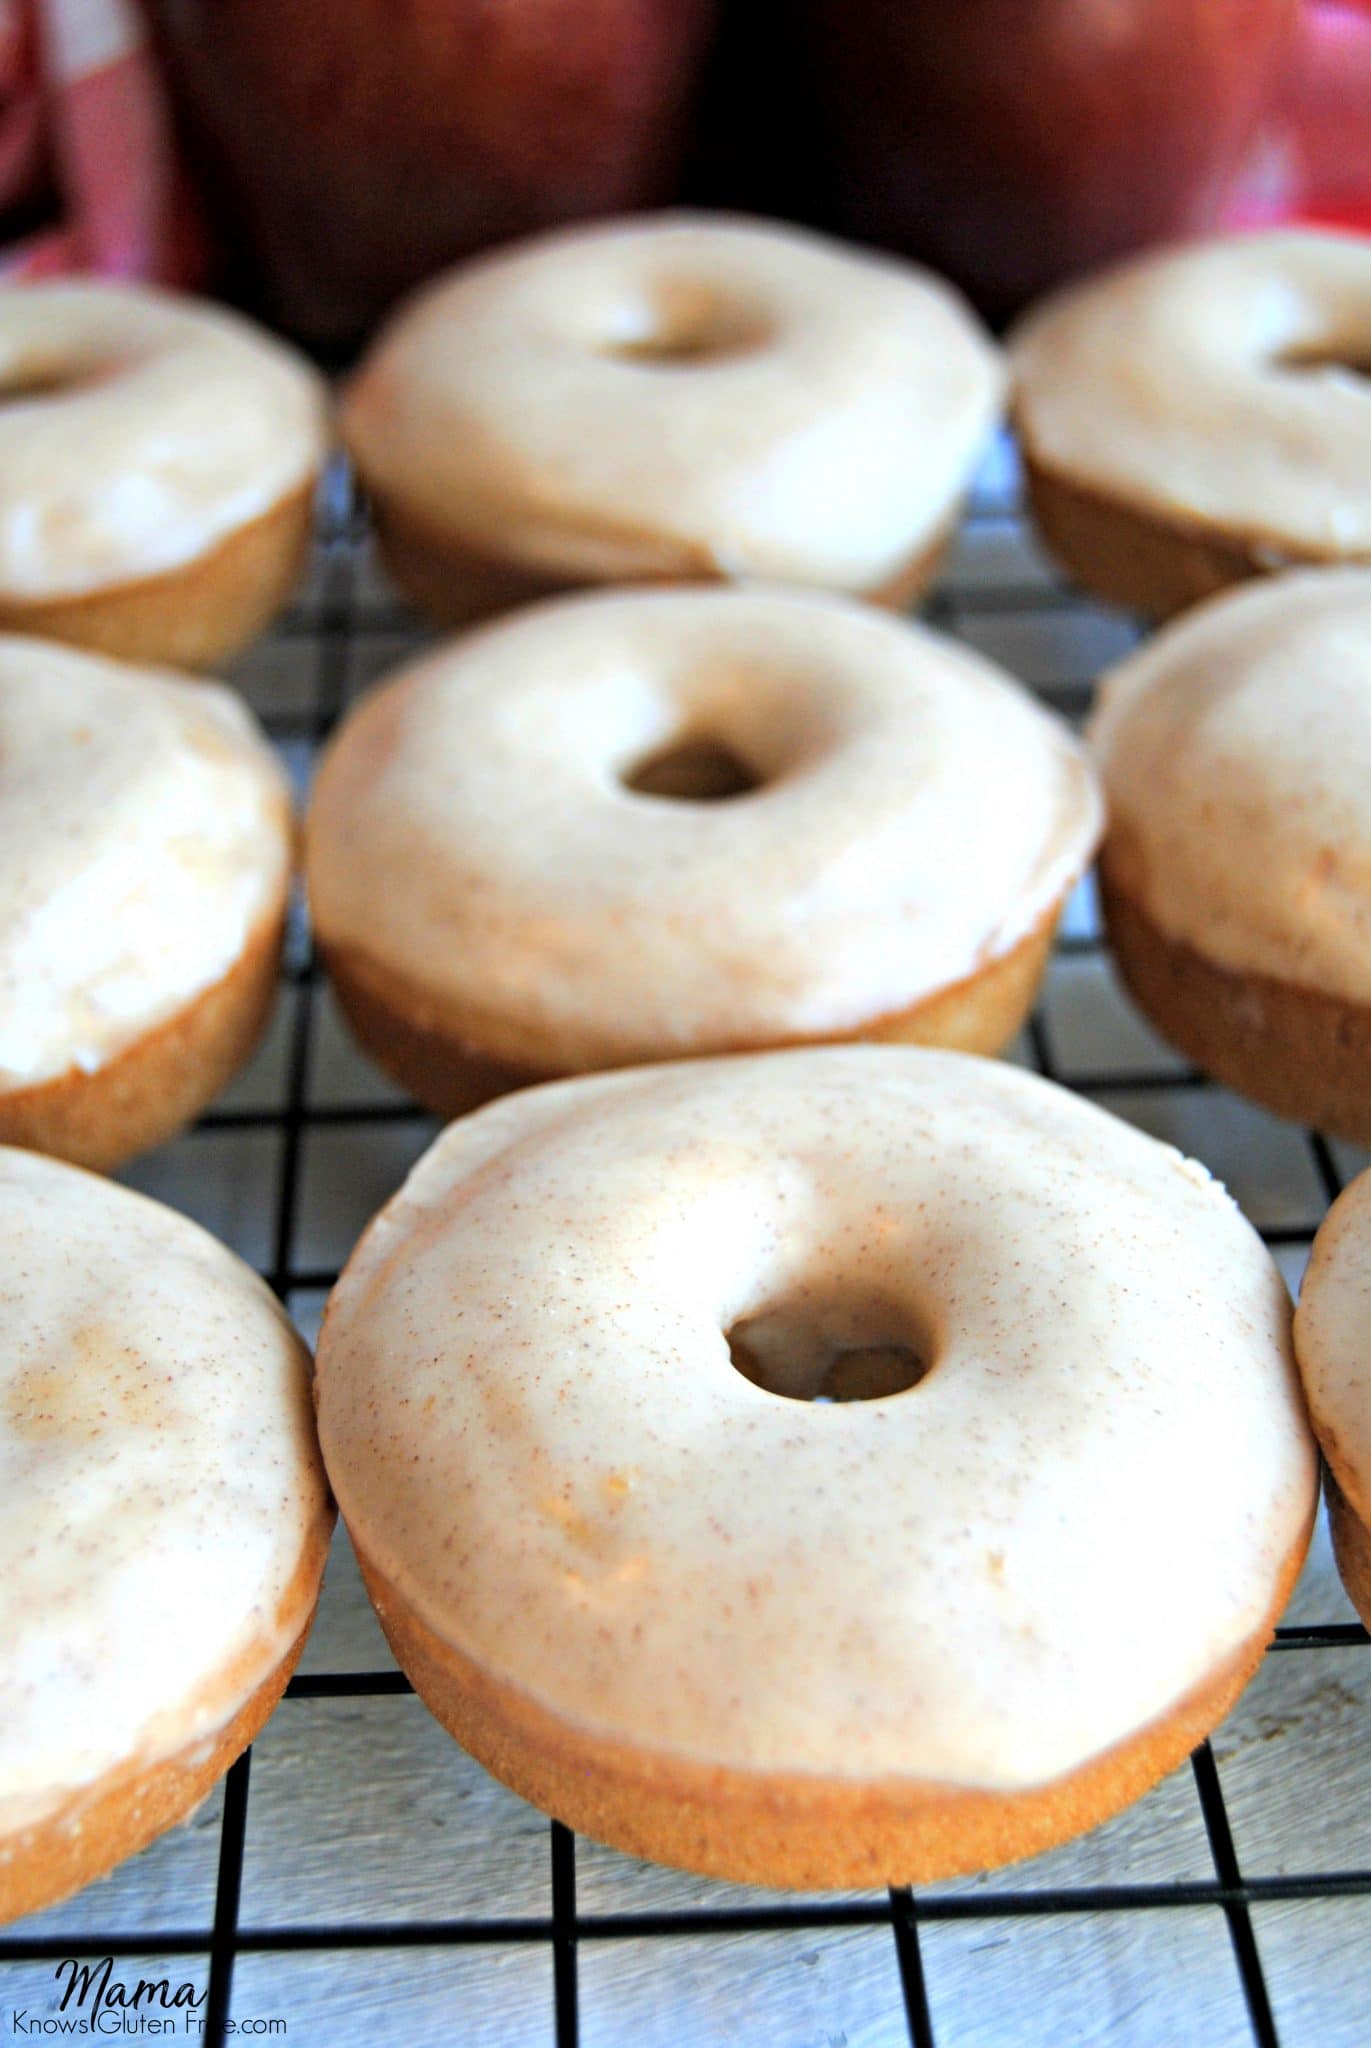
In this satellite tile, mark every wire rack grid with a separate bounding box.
[1,443,1369,2048]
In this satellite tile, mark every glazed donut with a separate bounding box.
[1294,1168,1371,1630]
[0,636,293,1170]
[306,588,1101,1114]
[0,281,328,666]
[0,1147,333,1924]
[342,213,1004,626]
[315,1046,1316,1888]
[1089,569,1371,1141]
[1012,230,1371,618]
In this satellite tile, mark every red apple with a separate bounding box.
[796,0,1298,321]
[141,0,717,350]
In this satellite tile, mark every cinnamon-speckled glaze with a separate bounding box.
[307,587,1101,1070]
[1014,230,1371,567]
[0,636,292,1091]
[0,1149,332,1840]
[1090,569,1371,1004]
[344,213,1003,600]
[0,281,327,602]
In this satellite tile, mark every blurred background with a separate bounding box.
[1,0,1368,353]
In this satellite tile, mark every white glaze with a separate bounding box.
[0,636,292,1088]
[343,213,1004,594]
[317,1046,1315,1790]
[1296,1166,1371,1525]
[0,281,327,599]
[1090,569,1371,1004]
[306,587,1101,1067]
[1013,229,1371,557]
[0,1149,330,1833]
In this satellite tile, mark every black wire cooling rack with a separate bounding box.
[1,452,1367,2048]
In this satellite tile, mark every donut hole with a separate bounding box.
[726,1290,934,1404]
[0,353,109,404]
[597,281,771,366]
[1273,344,1371,384]
[623,735,762,802]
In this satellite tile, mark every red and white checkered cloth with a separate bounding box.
[0,0,200,283]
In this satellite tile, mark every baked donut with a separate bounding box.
[0,281,328,666]
[342,213,1004,625]
[315,1046,1316,1888]
[1012,230,1371,619]
[306,587,1101,1115]
[1295,1168,1371,1630]
[1090,569,1371,1141]
[0,1147,333,1924]
[0,636,293,1170]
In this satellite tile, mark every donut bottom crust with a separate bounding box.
[0,484,316,670]
[1325,1470,1371,1633]
[354,1510,1310,1890]
[319,906,1061,1122]
[0,1525,331,1929]
[365,484,958,631]
[1017,445,1360,622]
[1099,863,1371,1145]
[0,907,286,1172]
